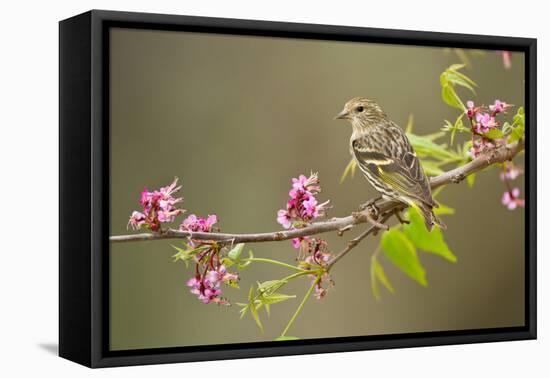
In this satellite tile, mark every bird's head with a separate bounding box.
[334,97,385,128]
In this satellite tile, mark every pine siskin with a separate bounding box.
[335,97,445,231]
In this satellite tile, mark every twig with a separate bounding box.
[110,138,524,244]
[327,210,396,270]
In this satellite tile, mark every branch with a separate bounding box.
[110,139,524,244]
[327,209,398,270]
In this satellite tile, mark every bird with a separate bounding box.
[335,97,445,231]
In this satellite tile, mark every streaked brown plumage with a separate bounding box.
[335,97,445,231]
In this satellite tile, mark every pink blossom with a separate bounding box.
[302,196,319,218]
[157,208,182,223]
[140,188,154,208]
[469,138,495,158]
[277,209,292,229]
[309,272,333,300]
[314,286,326,299]
[159,178,181,198]
[278,190,330,227]
[186,276,202,296]
[290,237,334,298]
[289,173,321,197]
[500,164,523,181]
[489,99,510,114]
[501,188,525,210]
[466,100,477,119]
[180,214,218,232]
[186,274,229,305]
[129,177,184,231]
[474,113,498,134]
[277,173,331,252]
[128,211,146,230]
[305,250,331,265]
[206,265,239,285]
[291,236,310,249]
[290,175,309,194]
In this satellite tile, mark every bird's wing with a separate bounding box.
[352,136,436,208]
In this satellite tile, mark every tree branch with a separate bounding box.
[110,139,524,244]
[326,209,398,270]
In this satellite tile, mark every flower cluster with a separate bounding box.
[178,214,239,305]
[180,214,218,233]
[187,264,238,305]
[501,189,525,210]
[312,272,333,300]
[276,174,334,299]
[128,178,184,231]
[293,238,334,299]
[466,99,511,158]
[500,163,523,181]
[465,102,525,210]
[500,162,525,210]
[277,173,329,228]
[469,138,496,158]
[277,173,330,251]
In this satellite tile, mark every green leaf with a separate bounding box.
[439,64,477,110]
[514,106,525,127]
[227,243,245,261]
[421,160,445,176]
[381,229,427,286]
[275,336,300,341]
[444,71,477,94]
[403,208,457,263]
[508,114,524,142]
[226,280,240,289]
[466,173,476,187]
[405,114,414,134]
[260,293,296,305]
[441,84,465,110]
[442,115,469,146]
[502,122,513,135]
[507,106,525,145]
[172,244,209,267]
[407,133,460,161]
[340,158,357,183]
[221,257,234,268]
[422,131,447,141]
[257,279,288,295]
[238,250,254,270]
[508,125,524,144]
[447,63,467,71]
[371,255,395,300]
[483,128,504,140]
[441,63,477,89]
[237,301,249,319]
[434,204,455,215]
[248,286,263,332]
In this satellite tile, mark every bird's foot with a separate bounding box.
[394,208,410,225]
[358,197,382,219]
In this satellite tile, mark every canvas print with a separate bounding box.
[108,28,526,351]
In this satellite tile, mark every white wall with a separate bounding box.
[1,0,546,375]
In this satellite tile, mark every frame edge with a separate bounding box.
[59,11,94,368]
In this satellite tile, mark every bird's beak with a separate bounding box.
[334,109,349,120]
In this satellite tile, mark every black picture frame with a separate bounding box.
[59,9,537,368]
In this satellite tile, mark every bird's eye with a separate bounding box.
[356,106,364,113]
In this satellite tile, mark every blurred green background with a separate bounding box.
[109,28,525,351]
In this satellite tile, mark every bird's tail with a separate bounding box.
[417,203,446,231]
